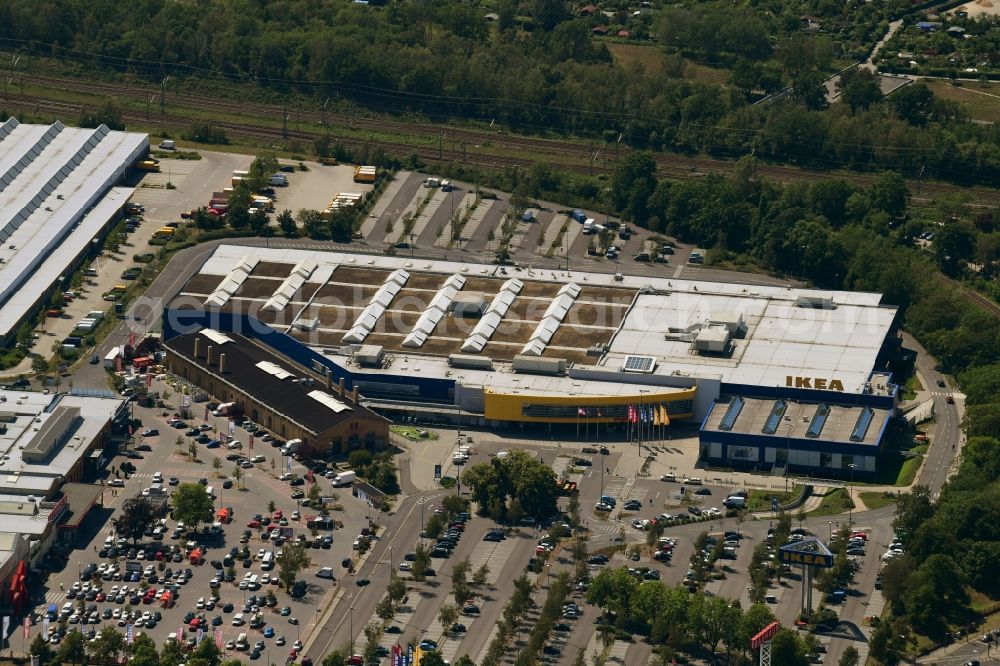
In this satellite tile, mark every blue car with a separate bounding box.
[419,639,438,651]
[206,440,221,449]
[263,627,274,638]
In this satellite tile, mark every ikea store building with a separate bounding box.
[162,245,902,479]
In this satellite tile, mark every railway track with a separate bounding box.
[6,73,1000,207]
[933,273,1000,319]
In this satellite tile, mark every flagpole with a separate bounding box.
[576,407,580,441]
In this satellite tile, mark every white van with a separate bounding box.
[235,632,249,650]
[206,486,215,499]
[159,140,175,150]
[232,613,245,626]
[269,173,288,187]
[152,472,163,483]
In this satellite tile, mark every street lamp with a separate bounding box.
[847,464,858,526]
[349,605,356,653]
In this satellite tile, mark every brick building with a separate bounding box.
[164,329,389,457]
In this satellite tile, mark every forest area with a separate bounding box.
[0,0,998,184]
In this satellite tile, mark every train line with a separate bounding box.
[6,73,999,207]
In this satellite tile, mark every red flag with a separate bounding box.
[629,406,638,423]
[248,434,254,450]
[23,616,29,639]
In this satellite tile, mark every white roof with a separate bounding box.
[0,121,147,338]
[196,245,896,395]
[307,390,352,413]
[607,293,895,393]
[0,390,125,496]
[255,361,293,380]
[200,329,234,346]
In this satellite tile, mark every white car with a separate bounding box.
[251,455,265,463]
[291,511,300,521]
[279,473,292,481]
[227,440,242,450]
[398,562,412,571]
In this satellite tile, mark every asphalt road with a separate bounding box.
[904,331,963,494]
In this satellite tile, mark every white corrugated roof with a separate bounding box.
[307,390,352,413]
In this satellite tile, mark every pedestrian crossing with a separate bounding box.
[45,590,66,604]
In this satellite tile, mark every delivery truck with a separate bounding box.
[332,470,356,487]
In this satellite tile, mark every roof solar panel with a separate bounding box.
[622,356,656,373]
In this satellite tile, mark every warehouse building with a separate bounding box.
[161,245,901,476]
[0,118,148,343]
[163,328,390,456]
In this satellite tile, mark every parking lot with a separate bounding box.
[30,379,383,661]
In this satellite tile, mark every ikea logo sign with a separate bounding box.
[786,376,845,391]
[779,551,834,568]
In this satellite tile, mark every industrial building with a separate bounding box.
[0,389,128,613]
[0,118,148,343]
[163,328,390,456]
[162,245,901,477]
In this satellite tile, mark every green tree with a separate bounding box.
[770,629,808,666]
[79,99,125,130]
[32,355,50,374]
[892,486,934,544]
[611,151,657,224]
[321,650,348,666]
[837,68,882,113]
[412,542,431,582]
[532,0,568,30]
[419,652,448,666]
[277,542,311,589]
[904,554,970,638]
[349,449,373,472]
[388,572,407,604]
[160,637,185,666]
[171,483,214,529]
[473,563,490,587]
[57,630,87,665]
[298,209,327,239]
[212,456,222,476]
[439,603,460,632]
[933,220,977,275]
[839,645,859,666]
[792,70,828,110]
[375,595,395,621]
[890,83,934,126]
[30,633,53,664]
[190,637,222,666]
[869,172,909,218]
[115,496,156,545]
[278,209,297,237]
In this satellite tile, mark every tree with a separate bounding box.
[57,630,87,665]
[126,634,159,666]
[212,456,222,476]
[439,603,460,632]
[869,172,909,218]
[278,209,297,237]
[32,355,50,374]
[171,483,214,529]
[277,542,311,589]
[298,209,327,239]
[611,151,657,223]
[473,563,490,587]
[792,70,828,110]
[79,99,125,130]
[419,652,448,666]
[188,440,198,460]
[904,554,970,638]
[452,557,471,592]
[532,0,568,30]
[322,651,349,666]
[933,220,977,275]
[412,543,432,582]
[232,465,243,489]
[837,68,882,113]
[349,449,373,472]
[770,629,808,666]
[375,595,395,621]
[890,83,934,126]
[388,573,407,604]
[160,636,185,666]
[892,486,934,545]
[839,645,859,666]
[30,633,53,665]
[116,496,156,545]
[190,637,222,666]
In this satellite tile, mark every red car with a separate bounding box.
[247,518,261,528]
[273,510,283,520]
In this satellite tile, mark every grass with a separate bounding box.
[901,374,922,401]
[747,485,802,512]
[859,491,899,510]
[390,425,438,441]
[605,43,673,77]
[807,488,855,517]
[680,58,731,86]
[924,80,1000,124]
[872,451,923,487]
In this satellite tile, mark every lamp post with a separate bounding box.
[349,605,355,654]
[847,464,858,527]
